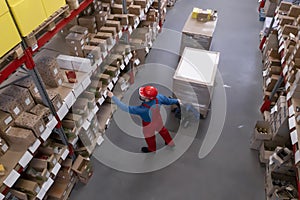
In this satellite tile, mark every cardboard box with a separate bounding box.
[134,0,146,8]
[88,80,103,98]
[100,26,117,37]
[78,16,97,28]
[278,1,292,13]
[14,76,39,97]
[29,104,52,124]
[72,155,93,183]
[0,110,13,132]
[104,66,118,77]
[94,11,108,31]
[102,2,111,13]
[35,57,60,78]
[2,85,35,112]
[65,113,83,127]
[0,94,24,119]
[33,90,63,112]
[106,54,124,68]
[47,181,69,200]
[128,4,142,15]
[99,74,111,85]
[14,179,41,196]
[113,14,129,25]
[288,5,300,18]
[44,72,64,88]
[14,112,46,137]
[65,32,86,49]
[80,91,96,109]
[83,45,102,60]
[95,32,114,45]
[3,127,35,149]
[111,4,123,14]
[0,137,9,155]
[62,119,77,140]
[72,98,89,117]
[105,20,121,32]
[69,25,89,36]
[9,189,28,200]
[56,55,92,73]
[89,38,108,52]
[25,166,49,184]
[30,158,48,171]
[253,120,273,140]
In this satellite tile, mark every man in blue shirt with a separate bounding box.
[107,85,180,153]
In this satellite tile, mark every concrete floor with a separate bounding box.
[70,0,265,199]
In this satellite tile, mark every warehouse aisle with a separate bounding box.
[70,0,265,199]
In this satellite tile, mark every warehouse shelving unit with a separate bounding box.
[259,3,300,199]
[0,0,162,198]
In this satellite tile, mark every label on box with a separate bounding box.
[37,188,46,200]
[98,97,105,105]
[1,144,8,153]
[34,87,39,94]
[61,149,69,160]
[25,98,31,105]
[125,57,129,65]
[32,44,38,52]
[47,117,58,130]
[51,163,61,176]
[289,116,296,130]
[262,69,268,77]
[4,169,20,187]
[103,90,108,98]
[271,105,278,114]
[108,82,114,90]
[58,78,63,86]
[41,127,52,141]
[287,92,292,101]
[116,70,121,77]
[43,178,54,191]
[93,106,99,115]
[82,120,91,131]
[120,64,125,70]
[289,105,295,117]
[134,59,140,66]
[113,77,118,84]
[118,31,122,39]
[97,135,104,145]
[295,151,300,164]
[128,26,133,34]
[4,116,12,125]
[19,151,33,168]
[53,68,58,75]
[13,107,20,115]
[29,139,41,153]
[283,65,288,76]
[35,186,41,195]
[290,130,298,145]
[39,125,45,133]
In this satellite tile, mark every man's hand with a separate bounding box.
[107,91,114,98]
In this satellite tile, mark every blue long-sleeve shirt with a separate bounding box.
[112,94,179,122]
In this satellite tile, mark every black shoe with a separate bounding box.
[141,147,155,153]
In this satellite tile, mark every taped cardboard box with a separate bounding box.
[62,119,77,140]
[2,85,35,112]
[36,147,57,169]
[0,110,13,133]
[106,54,123,68]
[69,25,89,36]
[65,113,83,127]
[78,16,97,34]
[14,112,45,137]
[47,180,69,200]
[113,14,129,25]
[83,45,102,60]
[128,14,139,26]
[114,44,131,55]
[4,127,36,150]
[288,5,300,18]
[29,104,52,124]
[89,38,108,52]
[128,4,142,15]
[104,66,118,77]
[106,20,121,32]
[102,2,111,13]
[94,11,108,31]
[35,57,61,78]
[65,32,86,49]
[72,155,93,184]
[98,74,111,85]
[95,32,114,45]
[0,94,24,119]
[111,4,123,14]
[14,179,41,196]
[100,26,117,37]
[33,90,63,112]
[14,76,39,98]
[134,0,146,8]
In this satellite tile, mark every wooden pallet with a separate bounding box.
[24,5,70,48]
[0,44,24,69]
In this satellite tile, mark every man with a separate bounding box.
[107,85,180,153]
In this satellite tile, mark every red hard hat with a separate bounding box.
[139,86,158,100]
